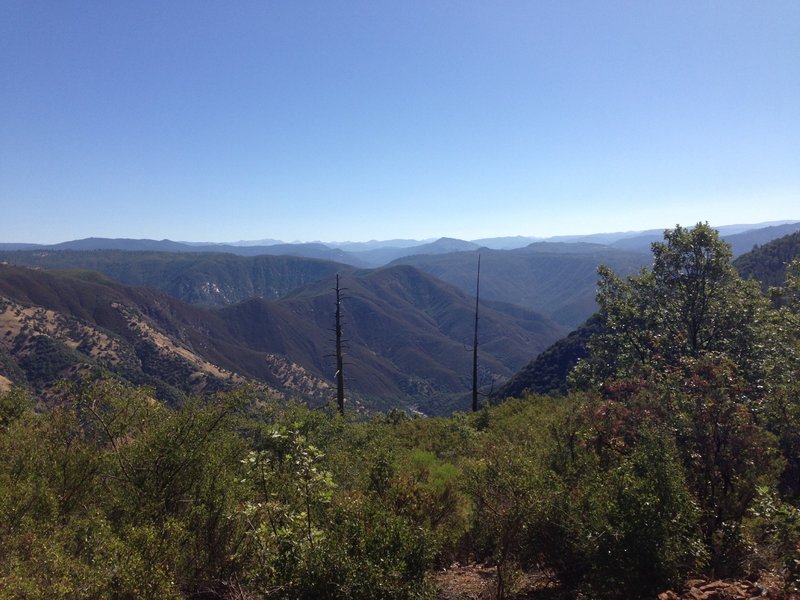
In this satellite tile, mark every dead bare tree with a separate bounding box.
[334,274,345,414]
[472,254,481,412]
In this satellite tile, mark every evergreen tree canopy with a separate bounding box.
[573,223,772,391]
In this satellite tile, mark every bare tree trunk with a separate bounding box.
[472,254,481,412]
[335,274,345,414]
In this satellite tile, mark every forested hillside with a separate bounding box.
[0,243,646,329]
[391,243,649,327]
[0,238,363,264]
[0,250,354,305]
[0,265,292,404]
[4,222,796,334]
[3,224,800,598]
[0,263,565,414]
[491,313,603,399]
[499,228,800,402]
[734,230,800,291]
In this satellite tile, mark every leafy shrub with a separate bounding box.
[524,423,704,598]
[466,397,704,599]
[747,487,800,593]
[236,424,436,598]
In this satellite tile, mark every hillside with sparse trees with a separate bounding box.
[3,224,800,599]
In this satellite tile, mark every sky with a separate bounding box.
[1,1,799,244]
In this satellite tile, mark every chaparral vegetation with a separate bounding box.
[2,224,800,599]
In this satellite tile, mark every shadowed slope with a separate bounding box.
[0,264,565,413]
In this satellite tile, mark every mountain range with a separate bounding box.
[388,242,649,328]
[1,220,798,413]
[0,242,647,328]
[0,262,565,414]
[494,228,800,401]
[3,219,797,266]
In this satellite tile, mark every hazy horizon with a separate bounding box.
[3,218,798,248]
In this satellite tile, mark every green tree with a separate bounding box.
[574,223,772,392]
[569,224,789,577]
[764,259,800,501]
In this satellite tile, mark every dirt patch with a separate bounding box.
[435,563,496,600]
[434,564,560,600]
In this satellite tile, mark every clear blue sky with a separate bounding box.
[2,1,799,244]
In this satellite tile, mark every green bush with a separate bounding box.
[524,424,704,598]
[747,487,800,593]
[465,397,704,599]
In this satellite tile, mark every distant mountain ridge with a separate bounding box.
[725,223,800,257]
[4,221,798,413]
[347,237,482,267]
[0,250,354,306]
[4,220,797,330]
[0,243,648,328]
[389,243,650,328]
[0,238,365,266]
[0,263,566,414]
[609,222,800,255]
[2,220,797,335]
[3,220,796,265]
[494,227,800,401]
